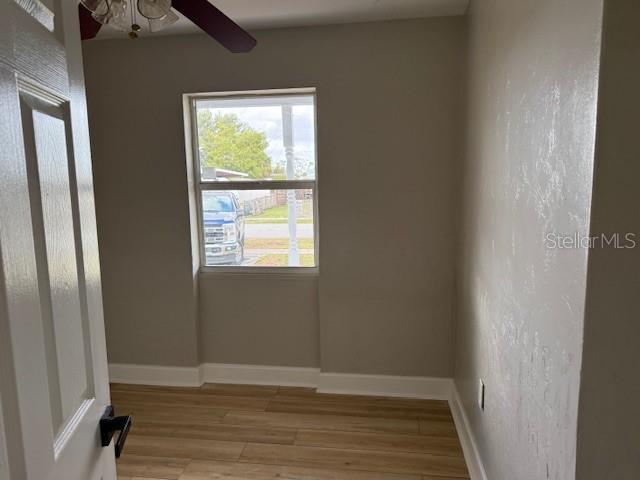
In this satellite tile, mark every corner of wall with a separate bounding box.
[182,93,203,366]
[450,381,488,480]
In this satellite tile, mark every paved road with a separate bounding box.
[245,223,313,238]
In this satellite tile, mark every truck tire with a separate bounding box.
[235,243,244,265]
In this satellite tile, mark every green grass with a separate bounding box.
[245,238,314,250]
[245,201,313,224]
[250,204,290,219]
[245,218,313,224]
[253,254,315,267]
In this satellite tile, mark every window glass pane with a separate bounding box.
[202,189,315,267]
[195,95,316,182]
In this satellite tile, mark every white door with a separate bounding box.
[0,1,116,479]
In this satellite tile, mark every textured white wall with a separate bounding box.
[455,0,603,478]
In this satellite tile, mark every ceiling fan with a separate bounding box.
[78,0,257,53]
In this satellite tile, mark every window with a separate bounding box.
[187,89,318,271]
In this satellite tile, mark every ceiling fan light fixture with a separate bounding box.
[80,0,109,16]
[93,0,129,31]
[148,9,179,32]
[137,0,172,20]
[80,0,257,52]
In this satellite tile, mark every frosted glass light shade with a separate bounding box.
[148,9,178,32]
[80,0,109,16]
[109,0,130,31]
[137,0,171,19]
[92,0,129,31]
[86,0,177,36]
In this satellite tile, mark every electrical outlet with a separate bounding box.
[478,379,485,411]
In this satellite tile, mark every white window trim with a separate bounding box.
[184,88,320,275]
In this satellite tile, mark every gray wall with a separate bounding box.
[83,18,465,375]
[576,1,640,478]
[455,0,603,479]
[84,53,200,366]
[199,274,319,367]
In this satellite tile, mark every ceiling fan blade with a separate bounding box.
[78,3,102,40]
[171,0,257,53]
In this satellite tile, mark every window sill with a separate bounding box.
[198,266,319,278]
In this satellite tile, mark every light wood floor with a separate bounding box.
[111,383,469,480]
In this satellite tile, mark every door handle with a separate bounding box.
[100,405,133,458]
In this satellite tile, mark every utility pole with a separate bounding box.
[282,104,299,266]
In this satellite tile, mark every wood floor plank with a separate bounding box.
[179,460,421,480]
[272,388,452,421]
[422,477,466,480]
[114,401,227,426]
[266,397,454,421]
[239,444,469,478]
[125,435,246,462]
[295,430,464,457]
[275,392,450,411]
[121,477,176,480]
[111,384,203,394]
[111,390,269,411]
[132,421,297,445]
[112,383,279,398]
[276,386,317,397]
[223,411,421,435]
[201,383,280,397]
[113,383,468,480]
[418,420,458,437]
[116,454,190,480]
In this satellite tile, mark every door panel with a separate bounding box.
[20,93,93,441]
[0,1,115,479]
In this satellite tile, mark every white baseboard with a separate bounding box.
[199,363,320,387]
[109,363,201,387]
[449,382,488,480]
[108,362,453,400]
[318,372,453,400]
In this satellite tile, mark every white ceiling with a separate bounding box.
[96,0,469,39]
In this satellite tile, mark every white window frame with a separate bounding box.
[185,88,319,274]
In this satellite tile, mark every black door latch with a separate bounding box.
[100,405,133,458]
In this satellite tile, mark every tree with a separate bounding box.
[198,111,271,179]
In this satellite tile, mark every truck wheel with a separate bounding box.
[235,244,244,265]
